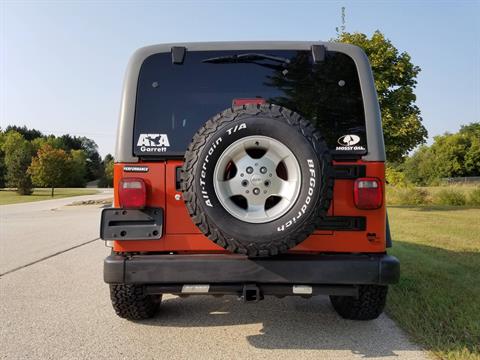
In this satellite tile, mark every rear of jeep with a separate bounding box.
[101,41,399,321]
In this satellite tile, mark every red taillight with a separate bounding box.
[354,178,383,210]
[232,98,266,106]
[118,178,146,209]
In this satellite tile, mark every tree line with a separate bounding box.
[0,126,113,196]
[397,123,480,185]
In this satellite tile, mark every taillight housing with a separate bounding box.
[354,177,383,210]
[118,178,146,209]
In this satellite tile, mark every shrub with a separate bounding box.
[433,188,466,206]
[467,187,480,206]
[387,186,429,206]
[386,166,409,187]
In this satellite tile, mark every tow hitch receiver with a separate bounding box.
[241,284,263,302]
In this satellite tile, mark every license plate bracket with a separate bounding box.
[100,208,163,240]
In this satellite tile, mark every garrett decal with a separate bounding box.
[137,134,170,153]
[336,134,365,151]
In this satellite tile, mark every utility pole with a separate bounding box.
[335,6,346,36]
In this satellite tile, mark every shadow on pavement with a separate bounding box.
[137,295,418,357]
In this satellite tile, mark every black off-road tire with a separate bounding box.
[181,104,333,257]
[330,285,388,320]
[109,284,160,320]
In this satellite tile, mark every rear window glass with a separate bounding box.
[133,50,366,157]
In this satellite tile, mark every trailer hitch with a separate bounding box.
[241,284,264,303]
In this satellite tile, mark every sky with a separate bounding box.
[1,0,479,157]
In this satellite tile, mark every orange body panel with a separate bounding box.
[113,160,386,254]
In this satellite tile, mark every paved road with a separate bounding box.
[0,195,428,359]
[0,190,112,275]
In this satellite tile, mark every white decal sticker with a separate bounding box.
[336,134,365,151]
[338,134,360,146]
[137,134,170,152]
[124,166,149,173]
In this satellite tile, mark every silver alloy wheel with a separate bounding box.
[213,136,301,223]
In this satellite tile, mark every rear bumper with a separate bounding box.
[104,253,399,287]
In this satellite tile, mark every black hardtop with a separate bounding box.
[114,42,385,163]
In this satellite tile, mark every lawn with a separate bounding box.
[0,188,99,205]
[387,206,480,360]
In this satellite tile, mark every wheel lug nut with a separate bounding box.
[253,188,260,195]
[241,180,249,187]
[246,167,254,174]
[260,167,267,174]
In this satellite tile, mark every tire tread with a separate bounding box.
[109,284,159,320]
[330,285,388,320]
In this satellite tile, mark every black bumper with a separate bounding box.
[104,253,399,287]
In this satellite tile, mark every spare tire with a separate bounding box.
[181,104,333,257]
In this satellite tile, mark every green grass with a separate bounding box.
[0,188,99,205]
[387,206,480,360]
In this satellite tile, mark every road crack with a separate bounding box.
[0,238,100,277]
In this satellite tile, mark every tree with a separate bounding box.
[1,126,104,188]
[98,154,114,188]
[4,125,43,141]
[464,136,480,175]
[0,130,6,188]
[68,149,88,187]
[59,134,84,151]
[77,137,102,181]
[28,144,72,197]
[336,31,428,162]
[1,131,34,194]
[430,133,469,178]
[57,135,102,181]
[460,123,480,175]
[401,145,437,185]
[31,135,64,152]
[402,122,480,184]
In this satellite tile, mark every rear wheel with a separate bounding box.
[109,284,160,320]
[330,285,388,320]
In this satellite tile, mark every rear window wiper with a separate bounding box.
[202,53,291,66]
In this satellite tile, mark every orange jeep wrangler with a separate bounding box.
[101,41,399,321]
